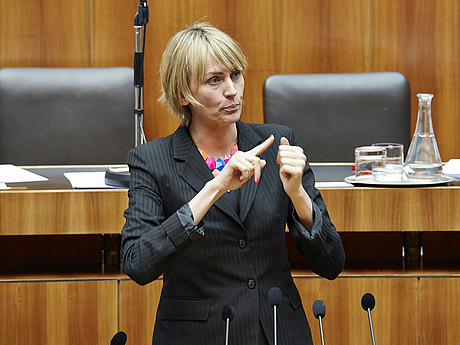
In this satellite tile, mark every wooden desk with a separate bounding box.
[321,186,460,232]
[1,165,458,235]
[0,166,128,235]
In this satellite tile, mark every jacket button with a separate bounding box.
[247,279,256,289]
[238,239,247,249]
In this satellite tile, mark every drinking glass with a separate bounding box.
[355,146,386,180]
[372,143,404,181]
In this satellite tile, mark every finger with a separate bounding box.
[280,136,290,146]
[278,140,305,164]
[279,164,303,179]
[278,151,306,164]
[247,134,274,156]
[232,158,255,179]
[252,158,267,183]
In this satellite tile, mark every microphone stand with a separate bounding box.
[105,1,148,188]
[273,304,278,345]
[134,0,148,146]
[318,314,325,345]
[367,308,376,345]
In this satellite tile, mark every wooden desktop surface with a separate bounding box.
[1,165,459,235]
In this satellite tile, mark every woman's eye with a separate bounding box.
[231,71,241,80]
[208,76,220,85]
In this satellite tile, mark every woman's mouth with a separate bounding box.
[223,103,240,112]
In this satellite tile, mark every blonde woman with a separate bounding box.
[122,22,345,345]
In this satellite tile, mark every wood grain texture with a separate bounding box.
[118,276,421,345]
[0,190,127,235]
[0,280,118,345]
[90,0,137,67]
[119,279,163,345]
[2,185,459,235]
[0,0,90,67]
[419,277,460,345]
[371,0,460,161]
[320,186,460,232]
[295,276,419,345]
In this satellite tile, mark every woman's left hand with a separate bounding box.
[277,137,307,198]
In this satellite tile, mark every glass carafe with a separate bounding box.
[404,93,442,179]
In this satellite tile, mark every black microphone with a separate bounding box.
[221,305,235,345]
[110,331,127,345]
[268,287,282,345]
[312,299,326,345]
[361,293,376,345]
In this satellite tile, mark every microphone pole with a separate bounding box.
[312,300,326,345]
[134,0,148,146]
[104,1,148,188]
[221,305,235,345]
[361,293,376,345]
[268,287,282,345]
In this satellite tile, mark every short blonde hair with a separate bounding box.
[159,22,248,127]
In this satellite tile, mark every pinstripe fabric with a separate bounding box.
[122,121,345,345]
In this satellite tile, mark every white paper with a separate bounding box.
[64,171,118,189]
[0,164,49,183]
[0,183,8,189]
[443,159,460,179]
[315,181,354,188]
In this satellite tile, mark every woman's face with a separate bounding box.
[189,56,244,128]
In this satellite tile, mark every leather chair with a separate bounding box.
[263,72,411,162]
[0,67,134,165]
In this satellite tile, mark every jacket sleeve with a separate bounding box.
[285,129,346,280]
[121,147,204,285]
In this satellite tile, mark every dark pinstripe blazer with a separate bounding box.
[121,121,345,345]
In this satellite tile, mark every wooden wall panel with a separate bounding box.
[371,0,460,162]
[419,277,460,345]
[119,279,163,345]
[0,0,90,67]
[419,278,460,345]
[0,0,459,158]
[295,276,419,345]
[90,0,137,67]
[118,276,420,345]
[0,280,118,345]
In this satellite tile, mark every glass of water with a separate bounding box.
[372,143,404,181]
[355,146,386,180]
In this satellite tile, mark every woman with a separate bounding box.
[121,22,345,345]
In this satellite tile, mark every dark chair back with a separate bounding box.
[0,67,134,165]
[263,72,411,162]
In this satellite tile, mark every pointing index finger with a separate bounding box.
[247,134,274,156]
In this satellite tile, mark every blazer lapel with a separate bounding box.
[235,122,267,223]
[172,126,242,225]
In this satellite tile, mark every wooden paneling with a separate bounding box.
[119,279,163,345]
[419,277,460,345]
[371,0,460,161]
[0,0,90,67]
[0,280,118,345]
[90,0,137,67]
[0,190,127,235]
[1,0,458,159]
[295,276,419,345]
[2,185,460,235]
[320,186,460,232]
[117,276,420,345]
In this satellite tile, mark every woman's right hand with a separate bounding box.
[213,134,274,193]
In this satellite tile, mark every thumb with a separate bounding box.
[280,136,290,146]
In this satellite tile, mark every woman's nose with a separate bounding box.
[223,79,237,98]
